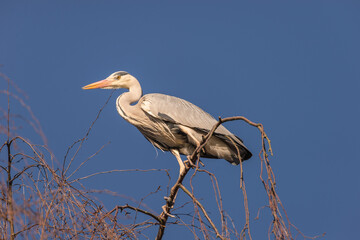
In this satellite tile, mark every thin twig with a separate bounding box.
[110,204,161,223]
[70,168,168,183]
[63,90,114,176]
[179,184,225,240]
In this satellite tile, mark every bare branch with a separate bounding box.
[110,204,161,223]
[63,90,115,176]
[70,168,169,183]
[179,184,225,240]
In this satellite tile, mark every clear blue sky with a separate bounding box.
[1,1,359,239]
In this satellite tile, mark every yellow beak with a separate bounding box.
[82,79,112,90]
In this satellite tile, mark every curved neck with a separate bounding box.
[116,79,142,121]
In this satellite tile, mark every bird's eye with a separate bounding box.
[116,75,121,80]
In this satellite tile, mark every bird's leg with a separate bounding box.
[170,149,185,174]
[161,149,186,217]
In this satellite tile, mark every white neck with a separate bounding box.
[116,79,142,121]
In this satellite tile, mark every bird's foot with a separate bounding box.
[177,161,185,175]
[184,158,196,168]
[185,156,204,168]
[162,205,175,218]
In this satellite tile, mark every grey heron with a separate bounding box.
[82,71,252,171]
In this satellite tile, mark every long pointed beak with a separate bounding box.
[82,79,112,90]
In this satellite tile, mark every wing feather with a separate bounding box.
[140,93,245,143]
[139,93,252,161]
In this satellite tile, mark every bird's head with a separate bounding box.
[82,71,135,90]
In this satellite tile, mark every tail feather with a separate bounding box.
[214,133,252,164]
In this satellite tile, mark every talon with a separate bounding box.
[162,205,175,218]
[185,157,196,168]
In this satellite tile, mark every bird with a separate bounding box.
[82,71,252,171]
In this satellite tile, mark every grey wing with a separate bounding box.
[140,93,231,134]
[140,94,249,150]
